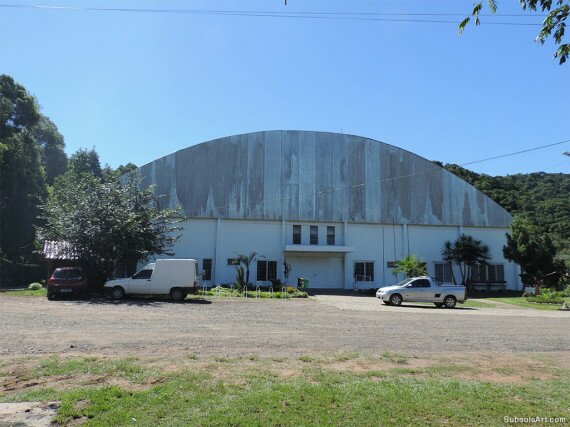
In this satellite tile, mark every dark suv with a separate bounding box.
[47,267,89,300]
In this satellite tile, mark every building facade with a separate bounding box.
[139,131,520,290]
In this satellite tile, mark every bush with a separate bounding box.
[526,288,564,305]
[0,258,45,288]
[28,282,44,290]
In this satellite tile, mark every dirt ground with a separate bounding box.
[1,294,568,358]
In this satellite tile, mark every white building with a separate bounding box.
[139,131,520,290]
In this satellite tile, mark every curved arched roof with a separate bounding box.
[138,130,511,227]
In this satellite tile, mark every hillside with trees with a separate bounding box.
[437,162,570,262]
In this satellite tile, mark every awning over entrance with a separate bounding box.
[284,245,354,253]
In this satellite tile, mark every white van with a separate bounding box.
[104,259,199,301]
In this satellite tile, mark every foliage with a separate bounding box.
[441,241,458,285]
[0,258,44,288]
[236,251,258,289]
[32,115,67,185]
[439,163,570,263]
[503,216,567,288]
[28,282,43,290]
[0,75,67,267]
[391,254,427,278]
[442,234,491,286]
[459,0,570,64]
[37,153,183,286]
[199,285,308,298]
[525,287,565,304]
[234,265,245,290]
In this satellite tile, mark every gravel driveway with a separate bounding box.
[1,294,568,357]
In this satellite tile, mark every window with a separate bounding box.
[469,264,505,283]
[293,225,301,244]
[132,269,153,280]
[386,261,397,268]
[327,226,335,245]
[257,260,277,281]
[227,258,240,266]
[202,259,212,280]
[354,261,374,282]
[410,279,431,288]
[434,262,453,283]
[310,226,318,245]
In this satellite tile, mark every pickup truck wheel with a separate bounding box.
[389,294,403,306]
[170,288,184,302]
[111,287,125,300]
[434,303,444,308]
[443,295,457,308]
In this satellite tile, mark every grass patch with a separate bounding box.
[334,352,359,362]
[461,299,497,308]
[2,353,569,426]
[486,296,570,310]
[2,288,47,297]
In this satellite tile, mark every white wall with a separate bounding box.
[160,218,519,290]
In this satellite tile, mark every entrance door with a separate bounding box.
[288,256,344,289]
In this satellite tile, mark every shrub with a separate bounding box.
[28,282,44,290]
[526,288,564,305]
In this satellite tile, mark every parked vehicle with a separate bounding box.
[103,259,199,301]
[47,267,88,300]
[376,276,466,308]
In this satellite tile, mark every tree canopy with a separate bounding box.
[460,0,570,64]
[38,151,184,284]
[438,162,570,263]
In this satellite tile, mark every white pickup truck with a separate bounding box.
[376,276,467,308]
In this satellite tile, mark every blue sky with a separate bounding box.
[1,0,569,175]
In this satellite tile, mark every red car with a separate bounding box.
[47,267,89,300]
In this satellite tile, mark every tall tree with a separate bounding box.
[503,216,566,288]
[459,0,570,64]
[0,75,47,261]
[32,116,67,185]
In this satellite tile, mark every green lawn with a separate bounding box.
[2,288,47,297]
[485,296,570,311]
[1,353,568,426]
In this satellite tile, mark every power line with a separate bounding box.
[164,138,570,215]
[0,4,544,26]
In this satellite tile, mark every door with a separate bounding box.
[127,268,152,294]
[288,256,344,289]
[401,279,429,302]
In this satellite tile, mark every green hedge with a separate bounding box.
[0,258,45,288]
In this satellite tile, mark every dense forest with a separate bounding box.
[437,163,570,262]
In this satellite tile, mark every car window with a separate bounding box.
[132,269,153,279]
[53,269,82,279]
[416,279,431,288]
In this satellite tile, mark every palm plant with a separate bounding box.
[392,254,427,279]
[443,234,491,287]
[441,240,457,285]
[236,251,258,289]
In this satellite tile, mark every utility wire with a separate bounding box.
[162,138,570,215]
[0,4,544,26]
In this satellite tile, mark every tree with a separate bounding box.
[503,216,566,288]
[392,254,428,278]
[68,147,103,178]
[0,75,47,262]
[441,241,458,285]
[459,0,570,64]
[38,152,183,285]
[443,234,491,287]
[32,116,67,185]
[236,251,258,289]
